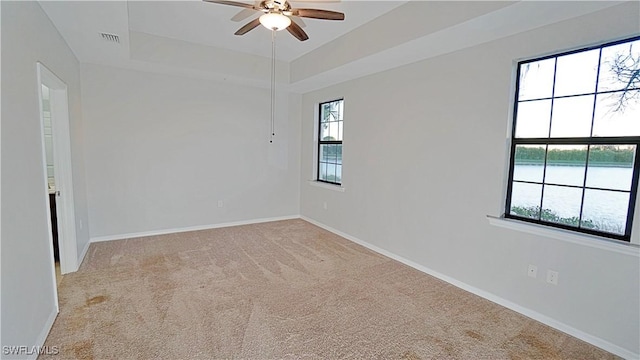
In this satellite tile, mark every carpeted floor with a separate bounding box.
[41,219,617,359]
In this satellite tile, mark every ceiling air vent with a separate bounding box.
[99,32,120,44]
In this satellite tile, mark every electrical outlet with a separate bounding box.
[527,264,537,278]
[217,200,223,208]
[323,202,328,210]
[547,270,559,285]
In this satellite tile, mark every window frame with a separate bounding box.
[505,36,640,242]
[317,98,344,185]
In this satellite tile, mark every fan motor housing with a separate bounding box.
[262,0,290,12]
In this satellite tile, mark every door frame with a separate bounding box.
[37,62,78,277]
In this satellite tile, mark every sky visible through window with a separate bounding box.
[515,39,640,139]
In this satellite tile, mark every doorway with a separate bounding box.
[41,84,63,285]
[37,63,78,290]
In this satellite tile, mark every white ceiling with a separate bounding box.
[39,0,406,63]
[128,1,406,61]
[39,1,628,92]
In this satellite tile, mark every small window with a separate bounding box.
[318,99,344,185]
[506,36,640,241]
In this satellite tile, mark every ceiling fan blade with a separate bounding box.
[235,18,261,35]
[203,0,256,9]
[286,21,309,41]
[231,8,258,22]
[292,8,344,20]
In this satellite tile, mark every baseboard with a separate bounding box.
[300,215,639,360]
[76,238,91,270]
[90,215,301,243]
[27,308,58,360]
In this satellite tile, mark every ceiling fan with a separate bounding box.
[203,0,345,41]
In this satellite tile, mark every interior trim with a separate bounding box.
[487,215,640,257]
[89,215,300,243]
[307,180,345,192]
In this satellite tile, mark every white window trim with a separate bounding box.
[487,215,639,257]
[307,179,345,192]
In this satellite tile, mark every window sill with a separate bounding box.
[307,180,345,192]
[487,215,640,257]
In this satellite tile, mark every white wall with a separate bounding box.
[300,2,639,357]
[81,64,300,239]
[1,1,90,356]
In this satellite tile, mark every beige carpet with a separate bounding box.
[41,219,617,359]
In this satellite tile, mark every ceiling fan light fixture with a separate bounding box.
[259,12,291,31]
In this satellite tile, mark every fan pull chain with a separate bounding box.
[270,29,276,143]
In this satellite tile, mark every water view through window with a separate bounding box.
[511,145,635,235]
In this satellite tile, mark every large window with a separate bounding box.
[506,36,640,241]
[318,99,344,185]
